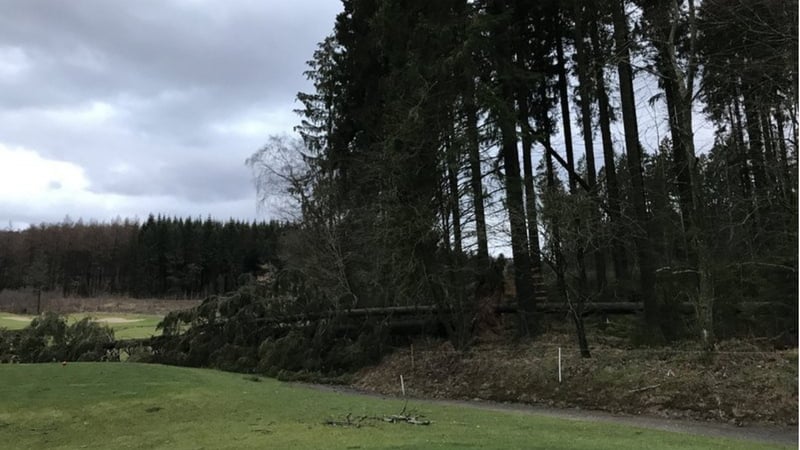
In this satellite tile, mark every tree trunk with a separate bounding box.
[556,32,577,194]
[490,0,536,334]
[731,95,752,198]
[446,133,463,254]
[464,75,489,262]
[589,13,629,282]
[743,94,767,194]
[760,108,778,189]
[437,168,452,253]
[651,0,711,344]
[611,0,662,341]
[517,92,542,270]
[662,74,696,245]
[572,4,598,189]
[775,109,791,194]
[571,307,592,358]
[500,100,535,334]
[542,38,590,356]
[572,1,607,291]
[545,146,568,306]
[543,126,574,350]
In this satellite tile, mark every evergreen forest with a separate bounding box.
[243,0,797,350]
[3,0,797,371]
[0,216,285,298]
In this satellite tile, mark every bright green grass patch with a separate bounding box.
[0,313,163,340]
[0,314,33,331]
[0,363,787,450]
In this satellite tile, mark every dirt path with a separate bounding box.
[297,383,798,447]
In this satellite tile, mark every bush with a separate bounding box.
[0,312,116,363]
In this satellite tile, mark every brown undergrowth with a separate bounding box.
[0,289,201,314]
[354,329,798,427]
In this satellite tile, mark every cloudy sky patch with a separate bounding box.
[0,0,342,228]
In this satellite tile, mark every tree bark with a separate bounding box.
[464,76,489,262]
[743,94,767,195]
[611,0,661,340]
[517,92,542,270]
[490,0,536,334]
[649,0,712,343]
[775,109,791,194]
[437,167,452,253]
[731,94,752,198]
[572,1,607,291]
[760,108,778,188]
[556,32,578,194]
[589,13,629,282]
[446,133,463,254]
[662,72,697,245]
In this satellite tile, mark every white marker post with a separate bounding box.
[400,374,406,396]
[558,347,562,384]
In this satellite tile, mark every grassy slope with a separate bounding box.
[0,363,787,450]
[355,336,798,426]
[0,315,31,331]
[0,313,162,340]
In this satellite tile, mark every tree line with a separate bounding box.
[0,216,286,299]
[248,0,797,350]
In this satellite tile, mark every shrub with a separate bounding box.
[0,312,117,363]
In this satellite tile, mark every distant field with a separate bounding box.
[0,289,200,315]
[0,363,787,450]
[0,312,163,340]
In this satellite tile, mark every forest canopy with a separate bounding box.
[246,0,798,348]
[0,216,287,299]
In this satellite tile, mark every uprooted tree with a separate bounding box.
[141,0,797,375]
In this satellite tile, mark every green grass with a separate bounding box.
[0,314,32,330]
[0,313,163,340]
[0,363,787,449]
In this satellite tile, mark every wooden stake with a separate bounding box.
[558,347,562,383]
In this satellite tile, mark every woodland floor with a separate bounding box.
[0,289,201,315]
[353,321,798,430]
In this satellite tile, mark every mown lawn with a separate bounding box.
[0,313,162,340]
[0,363,788,449]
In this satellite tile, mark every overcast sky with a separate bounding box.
[0,1,717,233]
[0,0,342,229]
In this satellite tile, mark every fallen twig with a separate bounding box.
[325,410,431,427]
[383,414,431,425]
[628,384,661,394]
[324,413,368,428]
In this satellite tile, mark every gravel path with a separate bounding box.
[298,383,797,447]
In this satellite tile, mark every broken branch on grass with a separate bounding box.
[628,384,661,394]
[324,413,367,428]
[382,414,431,425]
[324,409,431,427]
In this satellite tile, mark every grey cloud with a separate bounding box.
[0,0,339,146]
[0,1,338,109]
[94,158,253,203]
[0,0,341,226]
